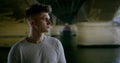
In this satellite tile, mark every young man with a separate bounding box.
[7,4,66,63]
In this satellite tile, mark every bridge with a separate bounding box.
[36,0,120,23]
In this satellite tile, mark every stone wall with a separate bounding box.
[76,22,120,45]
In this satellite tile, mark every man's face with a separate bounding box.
[32,12,51,33]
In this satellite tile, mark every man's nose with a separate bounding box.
[47,19,51,25]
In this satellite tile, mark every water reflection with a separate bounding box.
[59,31,120,63]
[76,48,120,63]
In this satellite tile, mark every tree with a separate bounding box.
[0,0,37,20]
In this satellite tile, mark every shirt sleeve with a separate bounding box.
[7,44,21,63]
[57,39,66,63]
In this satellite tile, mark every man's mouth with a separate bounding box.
[47,25,50,28]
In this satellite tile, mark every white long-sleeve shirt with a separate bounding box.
[7,36,66,63]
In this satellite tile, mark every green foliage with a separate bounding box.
[0,16,15,22]
[0,0,29,20]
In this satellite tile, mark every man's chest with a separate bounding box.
[21,45,58,63]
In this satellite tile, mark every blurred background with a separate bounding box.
[1,0,120,63]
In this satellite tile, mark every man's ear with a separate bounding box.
[29,19,34,26]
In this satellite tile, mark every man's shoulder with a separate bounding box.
[11,38,26,49]
[46,35,60,42]
[45,36,62,46]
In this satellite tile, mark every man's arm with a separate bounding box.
[57,40,66,63]
[7,44,21,63]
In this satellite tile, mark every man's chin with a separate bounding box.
[43,30,49,32]
[42,28,50,33]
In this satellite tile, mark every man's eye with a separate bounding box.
[42,18,46,20]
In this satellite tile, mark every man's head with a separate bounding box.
[25,4,52,33]
[25,4,52,19]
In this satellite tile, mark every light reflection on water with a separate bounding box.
[59,34,120,63]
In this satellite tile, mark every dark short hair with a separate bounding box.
[25,4,52,18]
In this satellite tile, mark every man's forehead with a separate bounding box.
[38,13,50,18]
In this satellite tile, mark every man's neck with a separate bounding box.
[27,33,45,43]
